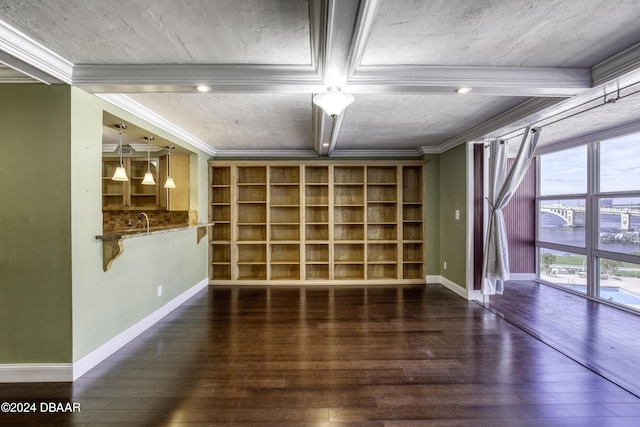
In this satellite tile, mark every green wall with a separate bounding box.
[70,88,210,361]
[0,85,73,362]
[439,144,468,288]
[0,84,210,365]
[423,154,441,275]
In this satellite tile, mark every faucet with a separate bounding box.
[137,212,150,234]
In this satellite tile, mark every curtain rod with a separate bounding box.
[493,80,640,143]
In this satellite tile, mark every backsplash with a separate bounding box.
[102,210,189,232]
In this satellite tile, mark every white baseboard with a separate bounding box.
[438,275,469,299]
[426,275,485,301]
[73,277,208,380]
[0,277,208,384]
[426,275,471,300]
[0,363,73,383]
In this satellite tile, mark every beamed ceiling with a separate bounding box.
[2,0,640,157]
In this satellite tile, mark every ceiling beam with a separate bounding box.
[327,113,346,156]
[348,65,592,97]
[312,106,332,156]
[74,64,324,93]
[312,0,380,154]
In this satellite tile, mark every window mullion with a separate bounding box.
[586,142,598,298]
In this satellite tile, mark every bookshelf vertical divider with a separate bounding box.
[209,160,425,284]
[328,164,335,281]
[299,165,306,281]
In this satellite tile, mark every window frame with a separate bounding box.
[536,137,640,310]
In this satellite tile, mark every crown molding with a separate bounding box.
[534,119,640,156]
[128,143,164,152]
[101,144,119,153]
[592,41,640,87]
[417,145,442,155]
[329,148,424,158]
[0,64,39,82]
[213,149,319,159]
[97,94,217,156]
[437,97,566,154]
[0,20,72,83]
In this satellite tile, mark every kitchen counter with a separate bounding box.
[96,222,214,271]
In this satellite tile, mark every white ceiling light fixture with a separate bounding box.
[195,84,211,92]
[313,86,355,118]
[111,124,129,181]
[141,136,156,185]
[456,87,472,94]
[164,146,176,189]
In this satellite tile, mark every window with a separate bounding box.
[599,134,640,193]
[537,134,640,312]
[539,247,586,294]
[538,198,586,248]
[539,145,587,196]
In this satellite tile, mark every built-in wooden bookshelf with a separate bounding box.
[208,160,425,284]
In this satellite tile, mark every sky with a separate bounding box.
[540,133,640,200]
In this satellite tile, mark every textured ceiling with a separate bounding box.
[127,92,314,151]
[362,0,640,67]
[2,0,640,157]
[336,94,527,150]
[0,0,311,64]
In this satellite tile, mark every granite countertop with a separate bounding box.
[97,222,214,240]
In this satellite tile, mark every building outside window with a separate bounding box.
[537,134,640,311]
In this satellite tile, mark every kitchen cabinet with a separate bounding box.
[102,157,158,210]
[158,153,190,211]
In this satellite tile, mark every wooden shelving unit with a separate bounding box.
[102,157,158,210]
[209,165,232,280]
[208,160,425,284]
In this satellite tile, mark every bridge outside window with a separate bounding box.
[536,134,640,312]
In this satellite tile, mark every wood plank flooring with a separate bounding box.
[1,284,639,426]
[485,280,640,399]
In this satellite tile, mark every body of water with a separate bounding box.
[540,212,640,254]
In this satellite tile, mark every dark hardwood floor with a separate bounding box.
[1,284,639,426]
[485,280,640,399]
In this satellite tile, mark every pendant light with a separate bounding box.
[313,86,354,117]
[164,146,176,189]
[111,124,129,181]
[141,136,156,185]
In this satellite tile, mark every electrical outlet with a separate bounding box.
[444,261,447,270]
[157,286,163,297]
[455,209,460,220]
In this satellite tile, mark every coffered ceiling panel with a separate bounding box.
[127,92,314,151]
[0,0,311,64]
[336,93,527,150]
[2,0,640,158]
[362,0,640,67]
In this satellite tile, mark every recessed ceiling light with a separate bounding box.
[322,143,330,147]
[195,85,211,92]
[456,87,472,94]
